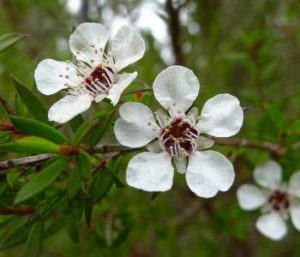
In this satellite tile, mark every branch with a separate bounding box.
[165,0,186,65]
[0,138,285,172]
[0,144,134,171]
[0,207,35,216]
[211,136,285,157]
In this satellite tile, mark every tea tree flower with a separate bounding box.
[237,160,300,240]
[35,23,145,123]
[114,65,244,198]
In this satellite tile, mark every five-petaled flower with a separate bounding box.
[34,22,145,123]
[237,160,300,240]
[114,65,244,198]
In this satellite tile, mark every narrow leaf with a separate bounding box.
[23,222,44,257]
[10,116,68,144]
[0,136,60,154]
[0,33,27,53]
[78,152,91,181]
[27,191,65,225]
[0,217,30,250]
[14,157,69,204]
[13,76,48,123]
[107,167,126,188]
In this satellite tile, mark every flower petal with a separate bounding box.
[153,66,200,115]
[114,102,159,148]
[288,171,300,197]
[237,184,267,211]
[254,160,282,189]
[196,136,214,150]
[173,156,187,174]
[186,150,235,198]
[290,206,300,231]
[69,23,109,64]
[48,94,92,123]
[106,72,137,105]
[126,152,174,192]
[256,213,287,240]
[111,25,145,71]
[34,59,80,95]
[146,140,162,153]
[198,94,244,137]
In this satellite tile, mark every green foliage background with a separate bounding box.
[1,0,300,256]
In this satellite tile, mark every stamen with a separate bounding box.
[159,117,199,157]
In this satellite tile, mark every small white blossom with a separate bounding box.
[237,160,300,240]
[34,23,145,123]
[114,65,244,198]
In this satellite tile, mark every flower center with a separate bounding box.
[84,65,116,95]
[159,117,198,157]
[268,190,290,212]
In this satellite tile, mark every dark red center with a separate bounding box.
[84,65,114,94]
[268,190,290,211]
[160,118,198,156]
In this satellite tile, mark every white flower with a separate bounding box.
[34,23,145,123]
[237,160,300,240]
[114,65,244,198]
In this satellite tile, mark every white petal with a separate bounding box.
[34,59,80,95]
[106,72,137,105]
[196,136,214,150]
[114,102,159,148]
[94,94,106,103]
[48,94,92,123]
[153,66,200,115]
[173,157,187,174]
[256,213,287,240]
[111,25,145,71]
[69,23,109,64]
[288,171,300,197]
[146,140,162,153]
[290,206,300,231]
[126,152,174,192]
[154,109,170,127]
[198,94,244,137]
[254,160,282,189]
[237,184,267,210]
[186,150,235,198]
[186,107,199,124]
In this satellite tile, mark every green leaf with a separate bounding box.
[264,103,285,132]
[10,116,68,144]
[0,136,60,154]
[13,76,48,123]
[78,152,91,181]
[83,111,115,146]
[23,222,44,257]
[67,218,80,243]
[0,102,9,122]
[27,191,66,225]
[14,93,28,117]
[0,33,27,53]
[69,114,84,132]
[72,120,98,145]
[67,166,81,200]
[14,157,69,204]
[107,167,126,188]
[0,217,30,250]
[90,168,114,203]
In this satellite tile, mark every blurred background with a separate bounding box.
[1,0,300,256]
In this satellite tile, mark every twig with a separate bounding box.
[0,207,35,216]
[165,0,186,65]
[0,144,134,171]
[211,136,285,157]
[0,138,285,172]
[0,153,53,172]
